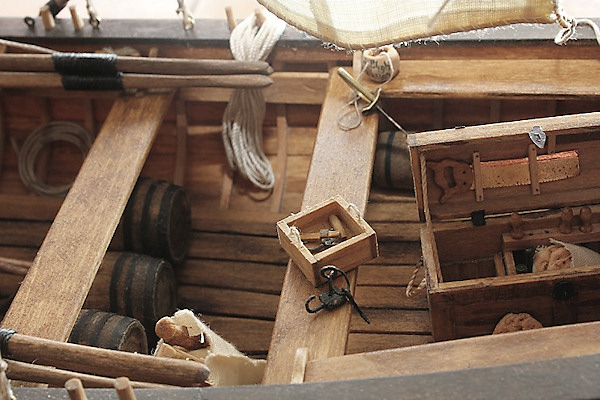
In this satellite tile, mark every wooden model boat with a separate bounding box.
[0,6,599,398]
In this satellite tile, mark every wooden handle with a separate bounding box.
[65,378,87,400]
[0,54,273,76]
[4,333,209,387]
[0,72,273,90]
[7,359,171,388]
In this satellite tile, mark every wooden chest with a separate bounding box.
[409,112,600,341]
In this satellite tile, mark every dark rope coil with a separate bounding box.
[52,53,118,77]
[0,329,16,358]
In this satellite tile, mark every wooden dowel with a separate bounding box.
[4,333,209,387]
[69,6,85,31]
[114,377,136,400]
[225,6,236,31]
[40,6,56,30]
[0,72,273,89]
[7,359,171,389]
[0,54,273,75]
[0,256,30,275]
[65,378,87,400]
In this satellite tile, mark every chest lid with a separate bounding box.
[408,112,600,223]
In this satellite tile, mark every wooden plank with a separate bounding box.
[347,333,433,354]
[262,69,378,384]
[200,315,274,354]
[177,286,280,320]
[0,92,173,342]
[176,259,285,295]
[381,59,600,99]
[349,309,432,334]
[179,72,329,105]
[305,320,600,383]
[354,286,429,309]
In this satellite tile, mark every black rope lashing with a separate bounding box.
[0,329,16,358]
[52,53,118,77]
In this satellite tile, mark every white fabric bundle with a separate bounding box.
[258,0,559,49]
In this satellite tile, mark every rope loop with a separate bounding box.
[554,9,600,46]
[18,121,93,197]
[406,257,427,298]
[222,11,286,190]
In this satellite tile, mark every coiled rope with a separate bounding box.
[18,121,93,197]
[222,11,285,190]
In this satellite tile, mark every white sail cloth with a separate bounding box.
[258,0,560,49]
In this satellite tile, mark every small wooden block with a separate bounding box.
[277,195,378,286]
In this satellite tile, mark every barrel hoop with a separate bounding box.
[384,130,396,189]
[86,311,113,347]
[143,259,161,327]
[105,314,136,350]
[141,180,161,255]
[124,253,143,318]
[122,180,141,251]
[110,253,129,313]
[68,309,95,344]
[157,185,179,261]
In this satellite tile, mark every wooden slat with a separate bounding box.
[349,309,432,334]
[354,286,428,309]
[177,286,279,320]
[176,259,285,294]
[179,72,329,105]
[305,320,600,383]
[200,315,274,354]
[0,92,173,342]
[381,60,600,99]
[262,69,379,384]
[346,333,433,354]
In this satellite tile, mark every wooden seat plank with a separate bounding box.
[262,69,378,384]
[304,320,600,383]
[1,91,173,342]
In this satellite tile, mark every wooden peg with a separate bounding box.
[328,214,347,239]
[114,377,136,400]
[559,207,573,234]
[580,206,593,233]
[255,8,265,28]
[509,212,525,239]
[65,378,87,400]
[225,6,236,31]
[300,229,341,242]
[69,6,85,31]
[40,5,56,30]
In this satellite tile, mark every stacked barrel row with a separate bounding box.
[71,177,191,353]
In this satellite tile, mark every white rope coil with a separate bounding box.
[18,121,93,197]
[222,12,286,190]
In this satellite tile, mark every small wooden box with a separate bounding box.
[277,195,378,286]
[409,112,600,341]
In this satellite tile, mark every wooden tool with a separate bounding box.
[429,150,580,203]
[0,54,273,76]
[1,332,209,386]
[0,72,273,90]
[7,359,170,388]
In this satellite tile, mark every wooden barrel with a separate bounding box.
[84,252,177,340]
[68,309,148,354]
[372,130,414,191]
[121,177,191,265]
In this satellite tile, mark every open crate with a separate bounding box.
[409,112,600,341]
[276,195,378,286]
